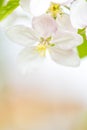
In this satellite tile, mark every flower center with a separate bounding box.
[36,37,55,57]
[46,2,63,19]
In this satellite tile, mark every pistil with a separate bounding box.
[36,37,53,56]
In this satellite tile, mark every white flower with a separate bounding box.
[7,14,83,72]
[70,0,87,38]
[70,0,87,29]
[20,0,73,17]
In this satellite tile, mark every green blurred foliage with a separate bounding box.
[78,28,87,58]
[0,0,4,7]
[0,0,20,21]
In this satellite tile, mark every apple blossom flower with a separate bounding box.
[20,0,73,17]
[6,14,83,72]
[70,0,87,30]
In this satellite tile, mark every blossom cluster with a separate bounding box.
[6,0,87,72]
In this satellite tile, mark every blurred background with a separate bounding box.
[0,3,87,130]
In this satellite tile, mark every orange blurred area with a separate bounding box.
[0,87,86,130]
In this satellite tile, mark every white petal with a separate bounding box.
[56,0,68,2]
[32,14,57,38]
[49,47,80,67]
[6,25,39,47]
[70,0,87,29]
[20,0,51,16]
[53,0,73,4]
[53,31,83,50]
[56,14,77,32]
[18,47,45,74]
[20,0,30,12]
[20,0,73,16]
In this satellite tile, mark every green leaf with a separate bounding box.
[77,28,87,58]
[0,0,20,21]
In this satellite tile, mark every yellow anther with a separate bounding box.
[47,2,63,19]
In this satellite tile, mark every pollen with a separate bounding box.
[47,2,63,19]
[36,37,53,57]
[36,44,47,57]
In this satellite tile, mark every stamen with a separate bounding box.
[36,37,54,57]
[46,2,63,19]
